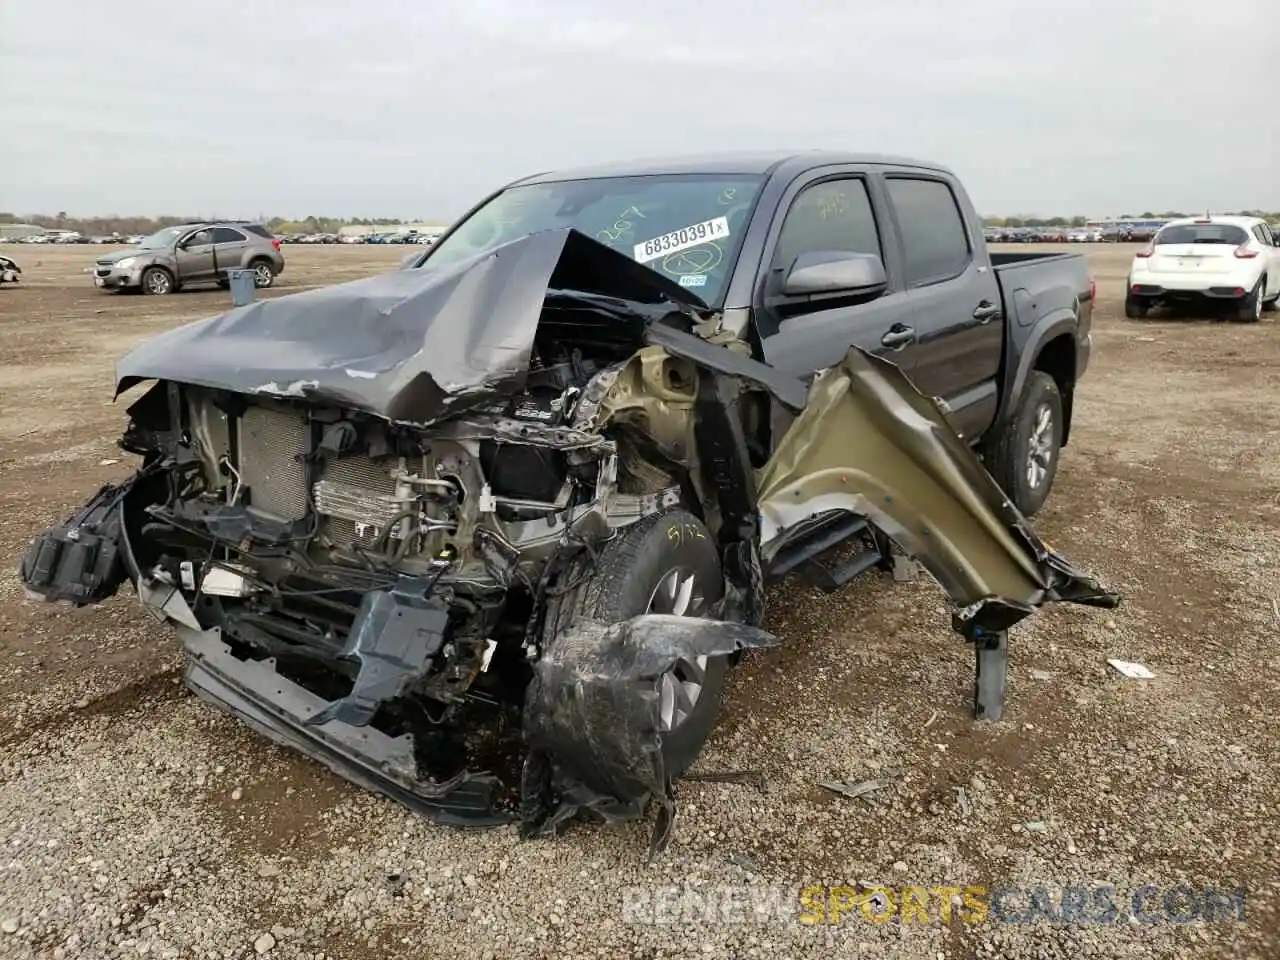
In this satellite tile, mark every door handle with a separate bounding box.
[880,325,916,350]
[973,301,1001,323]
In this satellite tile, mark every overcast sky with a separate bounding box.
[1,0,1275,219]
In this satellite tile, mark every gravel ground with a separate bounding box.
[0,244,1276,959]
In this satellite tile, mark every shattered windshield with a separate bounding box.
[422,174,765,305]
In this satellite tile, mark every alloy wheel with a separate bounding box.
[647,567,709,732]
[1026,403,1055,489]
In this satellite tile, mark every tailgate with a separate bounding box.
[1149,243,1239,275]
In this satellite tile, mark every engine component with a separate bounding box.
[479,442,568,503]
[314,456,409,532]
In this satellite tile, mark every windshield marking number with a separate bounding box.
[634,216,730,264]
[596,205,647,245]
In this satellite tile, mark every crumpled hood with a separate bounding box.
[114,228,708,424]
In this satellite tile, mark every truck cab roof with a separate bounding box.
[512,151,955,186]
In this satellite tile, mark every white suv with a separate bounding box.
[1125,216,1280,321]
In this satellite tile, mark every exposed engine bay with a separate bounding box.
[18,227,1118,852]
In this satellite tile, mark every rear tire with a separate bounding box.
[1124,293,1149,319]
[1236,279,1262,323]
[543,510,728,777]
[981,371,1063,518]
[1261,278,1276,313]
[249,259,275,289]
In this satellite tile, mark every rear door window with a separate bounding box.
[211,227,247,244]
[885,177,972,286]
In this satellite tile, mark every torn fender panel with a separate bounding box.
[755,348,1117,629]
[520,614,778,854]
[114,229,706,426]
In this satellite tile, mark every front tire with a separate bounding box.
[544,510,728,777]
[140,266,174,296]
[1236,279,1262,323]
[981,371,1063,517]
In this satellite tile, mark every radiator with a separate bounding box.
[238,407,310,521]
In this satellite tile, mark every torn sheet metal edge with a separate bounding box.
[305,578,450,728]
[753,347,1118,630]
[521,613,778,855]
[180,626,511,826]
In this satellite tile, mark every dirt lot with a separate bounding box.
[0,243,1276,960]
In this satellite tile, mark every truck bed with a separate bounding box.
[990,250,1082,270]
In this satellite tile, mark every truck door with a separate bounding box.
[754,172,913,381]
[881,174,1003,442]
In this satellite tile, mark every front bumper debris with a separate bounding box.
[182,623,511,826]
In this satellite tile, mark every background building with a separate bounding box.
[0,223,47,240]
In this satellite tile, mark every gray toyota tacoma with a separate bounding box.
[20,152,1115,851]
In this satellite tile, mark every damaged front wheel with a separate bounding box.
[547,510,729,776]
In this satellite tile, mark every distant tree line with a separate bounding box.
[0,212,422,236]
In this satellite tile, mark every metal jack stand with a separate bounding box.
[971,628,1009,721]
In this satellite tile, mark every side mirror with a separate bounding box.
[782,250,888,298]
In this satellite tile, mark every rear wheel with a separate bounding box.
[1124,293,1149,319]
[1237,279,1262,323]
[250,260,275,288]
[544,510,728,776]
[981,371,1063,518]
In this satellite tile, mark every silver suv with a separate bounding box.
[92,221,285,295]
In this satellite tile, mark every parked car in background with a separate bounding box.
[92,221,284,295]
[1126,216,1280,321]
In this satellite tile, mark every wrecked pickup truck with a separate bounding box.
[20,152,1116,851]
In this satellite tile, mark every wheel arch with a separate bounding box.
[1004,314,1078,448]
